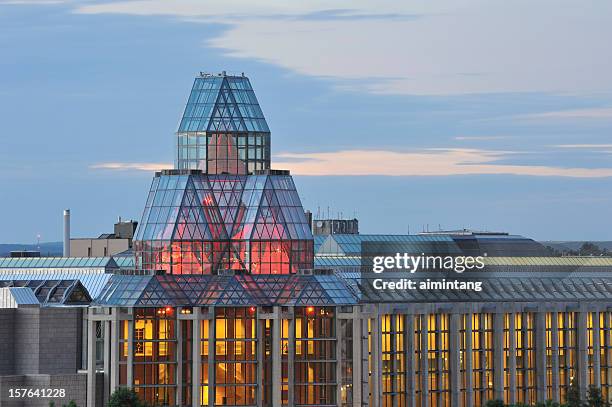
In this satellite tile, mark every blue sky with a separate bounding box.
[1,0,612,242]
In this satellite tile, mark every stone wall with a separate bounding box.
[0,373,87,407]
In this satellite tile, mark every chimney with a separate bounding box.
[63,209,70,257]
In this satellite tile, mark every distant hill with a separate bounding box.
[541,241,612,256]
[0,242,63,257]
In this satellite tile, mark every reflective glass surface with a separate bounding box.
[177,74,270,174]
[134,173,314,274]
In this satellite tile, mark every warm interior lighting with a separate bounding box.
[306,306,315,315]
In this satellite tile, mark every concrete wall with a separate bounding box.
[70,239,129,258]
[0,373,87,407]
[0,310,15,375]
[38,309,82,374]
[6,308,83,375]
[12,309,40,375]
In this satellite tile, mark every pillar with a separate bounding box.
[352,314,362,407]
[405,314,415,407]
[577,311,589,399]
[192,308,201,407]
[176,313,183,407]
[208,308,216,407]
[449,314,461,407]
[465,314,473,407]
[256,317,265,407]
[420,314,429,407]
[86,315,96,407]
[103,320,111,405]
[593,312,601,388]
[336,316,344,407]
[535,311,547,403]
[126,319,133,388]
[110,311,120,394]
[493,312,504,401]
[288,316,295,406]
[508,313,517,405]
[551,312,560,403]
[372,315,382,407]
[272,308,282,407]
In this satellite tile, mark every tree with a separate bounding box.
[63,402,78,407]
[107,388,148,407]
[567,380,583,407]
[586,385,607,407]
[485,400,504,407]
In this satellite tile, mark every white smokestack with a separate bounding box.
[63,209,70,257]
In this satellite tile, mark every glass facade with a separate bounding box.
[132,307,177,405]
[134,173,313,274]
[177,74,270,174]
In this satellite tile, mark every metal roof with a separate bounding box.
[0,257,118,269]
[0,280,92,306]
[95,274,357,307]
[0,272,112,298]
[354,274,612,303]
[7,287,39,305]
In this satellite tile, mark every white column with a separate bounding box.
[103,320,111,405]
[577,311,589,400]
[405,314,415,407]
[508,313,517,405]
[336,316,344,407]
[352,314,362,407]
[449,314,461,407]
[372,315,382,407]
[535,312,547,403]
[493,312,505,401]
[465,314,473,407]
[110,311,120,394]
[127,319,133,388]
[87,315,97,407]
[551,312,560,403]
[593,312,601,388]
[176,315,183,407]
[272,308,282,407]
[288,316,295,407]
[420,315,429,407]
[192,308,201,407]
[256,318,265,407]
[208,308,216,407]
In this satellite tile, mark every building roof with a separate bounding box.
[0,256,118,269]
[354,273,612,303]
[0,272,112,298]
[178,74,269,134]
[315,234,459,256]
[4,287,40,306]
[95,273,357,307]
[0,279,92,306]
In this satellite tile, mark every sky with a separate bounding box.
[1,0,612,242]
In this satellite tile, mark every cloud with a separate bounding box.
[519,107,612,121]
[90,162,171,171]
[73,0,612,96]
[455,136,507,141]
[273,149,612,177]
[555,144,612,149]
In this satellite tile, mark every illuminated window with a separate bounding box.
[133,307,177,406]
[214,307,257,406]
[294,307,336,406]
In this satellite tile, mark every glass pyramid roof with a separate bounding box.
[178,74,270,134]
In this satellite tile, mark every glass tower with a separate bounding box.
[134,72,314,274]
[176,72,271,174]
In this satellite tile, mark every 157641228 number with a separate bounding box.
[8,388,66,398]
